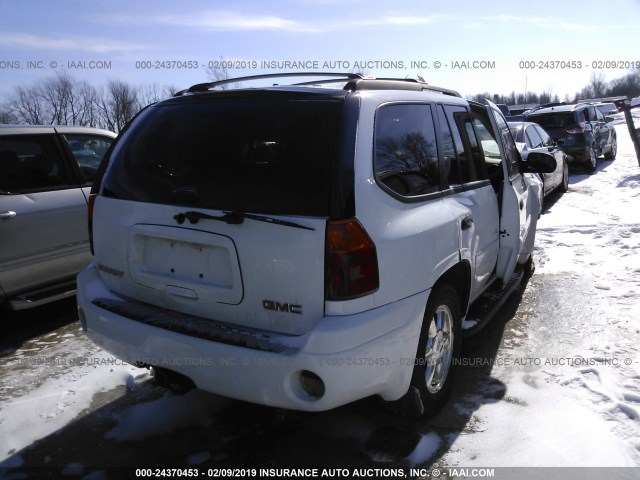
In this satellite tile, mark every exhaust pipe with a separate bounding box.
[152,367,196,395]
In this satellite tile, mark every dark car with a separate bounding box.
[509,121,568,198]
[526,103,616,172]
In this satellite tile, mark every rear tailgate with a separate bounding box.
[91,90,348,335]
[93,197,326,335]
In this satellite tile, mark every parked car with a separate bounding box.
[526,103,617,172]
[592,102,618,118]
[77,73,555,417]
[0,125,116,310]
[508,121,569,198]
[496,103,510,117]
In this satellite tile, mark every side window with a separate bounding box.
[491,110,520,179]
[585,106,597,122]
[0,135,69,194]
[525,126,544,149]
[374,104,439,197]
[470,104,503,192]
[437,105,482,185]
[64,134,113,183]
[534,125,553,147]
[595,109,605,122]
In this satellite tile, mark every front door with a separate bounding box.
[485,100,530,280]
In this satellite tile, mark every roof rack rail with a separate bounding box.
[174,72,461,98]
[343,78,460,97]
[175,72,370,96]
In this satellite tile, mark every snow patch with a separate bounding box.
[407,432,441,467]
[105,390,230,441]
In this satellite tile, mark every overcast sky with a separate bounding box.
[1,0,639,99]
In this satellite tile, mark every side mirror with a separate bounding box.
[554,138,565,146]
[522,152,557,174]
[605,116,615,123]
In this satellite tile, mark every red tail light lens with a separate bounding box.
[325,219,379,301]
[566,123,588,134]
[88,194,96,255]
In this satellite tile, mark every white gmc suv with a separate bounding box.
[77,73,555,416]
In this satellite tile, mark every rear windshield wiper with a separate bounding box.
[173,210,315,231]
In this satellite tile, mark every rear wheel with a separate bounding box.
[393,285,461,417]
[604,136,617,159]
[559,159,569,193]
[585,145,597,173]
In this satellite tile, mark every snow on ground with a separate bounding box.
[1,125,639,472]
[441,125,640,467]
[105,389,230,441]
[0,324,149,461]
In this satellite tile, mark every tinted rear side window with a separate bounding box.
[102,94,344,216]
[374,104,439,197]
[437,105,482,185]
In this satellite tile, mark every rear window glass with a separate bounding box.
[102,94,344,216]
[529,112,576,129]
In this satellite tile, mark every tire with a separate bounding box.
[394,285,462,417]
[559,159,569,193]
[523,253,535,278]
[585,145,597,173]
[604,135,617,160]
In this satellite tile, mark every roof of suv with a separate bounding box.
[527,103,590,116]
[0,124,116,137]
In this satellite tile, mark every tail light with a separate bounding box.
[325,219,379,301]
[88,194,96,255]
[566,123,589,134]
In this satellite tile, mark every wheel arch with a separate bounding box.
[432,260,471,316]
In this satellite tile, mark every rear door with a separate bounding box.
[485,100,530,280]
[0,133,89,297]
[592,108,612,154]
[436,103,499,299]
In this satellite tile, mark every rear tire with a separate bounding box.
[523,253,535,278]
[604,136,617,160]
[585,145,597,173]
[559,160,569,193]
[393,285,461,417]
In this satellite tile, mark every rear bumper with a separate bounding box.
[77,264,428,411]
[564,145,590,164]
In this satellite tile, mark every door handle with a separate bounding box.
[461,215,474,231]
[0,211,16,221]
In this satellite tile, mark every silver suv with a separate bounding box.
[0,125,116,310]
[77,74,554,416]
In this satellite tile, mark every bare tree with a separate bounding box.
[137,82,178,109]
[589,72,607,98]
[0,104,16,124]
[97,80,139,132]
[76,81,100,127]
[8,84,46,125]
